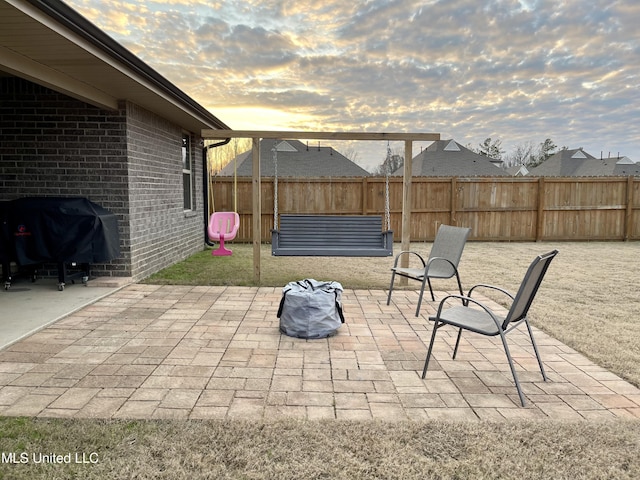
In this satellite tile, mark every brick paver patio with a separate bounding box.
[1,284,639,421]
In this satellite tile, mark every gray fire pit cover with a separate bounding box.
[277,279,345,339]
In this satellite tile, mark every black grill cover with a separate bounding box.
[0,202,12,264]
[1,197,120,265]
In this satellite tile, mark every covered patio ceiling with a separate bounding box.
[0,0,228,133]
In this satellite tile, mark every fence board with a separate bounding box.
[210,176,640,242]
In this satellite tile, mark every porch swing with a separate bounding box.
[208,151,239,256]
[271,141,393,257]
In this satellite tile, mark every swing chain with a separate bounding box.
[273,142,278,230]
[384,142,391,231]
[385,173,391,231]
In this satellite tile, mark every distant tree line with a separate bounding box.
[205,138,252,175]
[211,136,562,176]
[372,137,562,173]
[470,138,560,168]
[467,137,558,168]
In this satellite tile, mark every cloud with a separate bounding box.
[67,0,640,167]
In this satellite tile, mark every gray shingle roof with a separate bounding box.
[529,148,596,176]
[529,149,640,176]
[392,139,509,177]
[217,139,370,177]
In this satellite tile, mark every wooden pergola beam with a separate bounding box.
[202,130,440,142]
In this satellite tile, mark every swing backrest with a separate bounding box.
[208,212,240,240]
[272,214,393,256]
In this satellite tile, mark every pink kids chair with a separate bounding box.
[208,212,240,256]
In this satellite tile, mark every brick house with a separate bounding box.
[1,0,229,281]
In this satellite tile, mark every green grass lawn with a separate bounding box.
[143,243,390,289]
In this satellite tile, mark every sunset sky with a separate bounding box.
[65,0,640,171]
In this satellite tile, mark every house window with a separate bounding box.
[182,132,195,210]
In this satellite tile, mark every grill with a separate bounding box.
[1,197,120,291]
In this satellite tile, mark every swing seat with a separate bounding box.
[208,212,240,256]
[272,215,393,257]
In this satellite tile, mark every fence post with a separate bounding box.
[625,176,634,241]
[362,177,368,215]
[450,177,457,225]
[536,177,545,242]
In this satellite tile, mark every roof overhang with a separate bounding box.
[0,0,230,133]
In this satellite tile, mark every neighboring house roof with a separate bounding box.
[218,139,371,177]
[0,0,229,133]
[529,149,640,176]
[529,148,596,176]
[572,157,640,176]
[506,165,530,176]
[392,139,509,177]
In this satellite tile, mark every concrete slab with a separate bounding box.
[0,277,129,350]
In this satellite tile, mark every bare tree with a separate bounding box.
[503,138,558,169]
[505,141,535,167]
[532,138,557,166]
[206,138,251,175]
[340,145,360,164]
[373,147,404,175]
[478,138,504,160]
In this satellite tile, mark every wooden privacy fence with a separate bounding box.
[210,176,640,242]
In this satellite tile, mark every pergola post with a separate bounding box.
[252,137,261,283]
[400,140,413,284]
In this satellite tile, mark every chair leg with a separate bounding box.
[415,277,430,316]
[452,328,463,359]
[525,320,547,381]
[422,320,441,378]
[386,271,396,306]
[426,278,435,301]
[498,332,527,407]
[455,272,463,295]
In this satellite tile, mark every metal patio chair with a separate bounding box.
[422,249,559,406]
[387,224,471,316]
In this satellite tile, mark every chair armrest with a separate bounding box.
[467,284,514,301]
[392,251,426,268]
[424,256,457,274]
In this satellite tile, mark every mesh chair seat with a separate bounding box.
[434,305,503,336]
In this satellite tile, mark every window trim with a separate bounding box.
[182,132,195,211]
